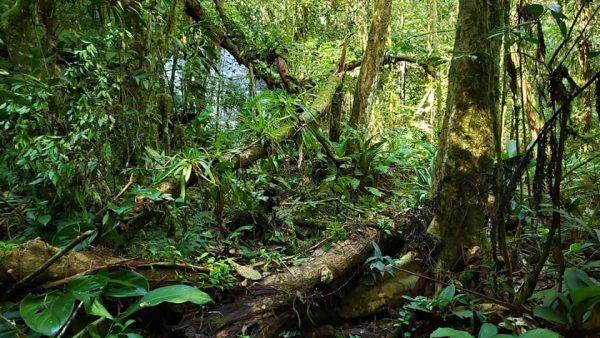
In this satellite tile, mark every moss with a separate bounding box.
[147,123,160,150]
[1,0,38,44]
[173,122,184,148]
[157,93,174,123]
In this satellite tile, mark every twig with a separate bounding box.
[92,174,135,223]
[391,265,521,312]
[0,195,29,225]
[6,229,97,295]
[37,260,210,290]
[548,1,589,67]
[56,301,84,338]
[72,317,105,338]
[0,312,26,337]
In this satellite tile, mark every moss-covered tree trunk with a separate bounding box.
[349,0,392,128]
[428,0,504,269]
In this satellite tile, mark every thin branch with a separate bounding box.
[56,301,84,338]
[0,195,29,225]
[557,4,600,69]
[391,265,522,312]
[91,174,135,223]
[548,1,589,67]
[0,312,26,337]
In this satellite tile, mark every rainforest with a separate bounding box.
[0,0,599,337]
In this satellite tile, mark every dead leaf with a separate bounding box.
[231,261,262,281]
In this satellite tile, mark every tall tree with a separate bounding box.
[349,0,392,128]
[428,0,505,269]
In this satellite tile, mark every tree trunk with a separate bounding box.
[428,0,504,269]
[577,0,594,131]
[349,0,392,129]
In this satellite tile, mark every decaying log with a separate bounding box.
[178,207,432,337]
[0,239,209,290]
[336,252,421,319]
[0,239,122,287]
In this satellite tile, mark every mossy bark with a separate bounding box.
[1,0,40,62]
[349,0,392,129]
[429,0,504,269]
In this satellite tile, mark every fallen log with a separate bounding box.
[177,207,433,337]
[336,251,422,319]
[0,239,209,291]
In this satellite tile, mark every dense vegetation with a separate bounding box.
[0,0,599,337]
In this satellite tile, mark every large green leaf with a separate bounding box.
[19,292,75,336]
[437,284,456,308]
[571,286,600,304]
[533,306,568,325]
[564,268,597,296]
[478,323,497,338]
[66,274,108,301]
[139,285,212,306]
[518,328,560,338]
[121,285,212,318]
[104,270,149,298]
[430,327,474,338]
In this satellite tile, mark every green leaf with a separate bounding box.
[524,4,545,18]
[439,284,456,302]
[571,286,600,304]
[139,285,212,306]
[350,178,360,190]
[66,275,108,301]
[564,268,596,296]
[37,214,51,226]
[430,327,474,338]
[533,306,568,325]
[452,309,474,319]
[89,298,113,320]
[478,323,497,338]
[20,292,75,336]
[546,4,566,17]
[104,270,149,298]
[121,285,211,318]
[518,328,560,338]
[367,187,384,197]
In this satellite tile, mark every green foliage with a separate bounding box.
[8,270,211,337]
[20,292,75,336]
[430,326,560,338]
[361,241,396,285]
[531,268,600,329]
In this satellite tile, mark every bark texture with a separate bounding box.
[349,0,393,128]
[429,0,504,269]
